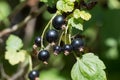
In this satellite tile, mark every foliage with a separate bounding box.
[0,0,120,80]
[0,1,11,26]
[5,35,27,65]
[71,53,106,80]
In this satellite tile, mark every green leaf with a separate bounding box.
[71,53,107,80]
[5,50,27,65]
[57,0,74,12]
[73,9,91,21]
[108,0,120,9]
[0,1,11,21]
[6,35,23,51]
[73,9,81,19]
[71,60,88,80]
[105,47,119,60]
[65,0,75,2]
[79,11,91,21]
[105,38,117,47]
[82,53,106,69]
[68,18,83,30]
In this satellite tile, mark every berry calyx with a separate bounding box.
[52,15,65,30]
[46,29,59,44]
[71,38,84,51]
[53,45,62,55]
[38,50,50,61]
[47,6,57,13]
[63,44,73,55]
[34,36,41,47]
[28,70,39,80]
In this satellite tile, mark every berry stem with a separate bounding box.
[58,31,64,46]
[65,25,69,44]
[68,25,72,43]
[33,64,41,70]
[41,14,57,48]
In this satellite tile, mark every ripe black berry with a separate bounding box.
[46,29,59,43]
[47,6,57,13]
[53,46,62,55]
[38,50,50,61]
[52,15,65,30]
[34,36,41,47]
[71,38,84,50]
[28,70,39,80]
[63,44,73,55]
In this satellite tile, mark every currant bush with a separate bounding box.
[27,0,107,80]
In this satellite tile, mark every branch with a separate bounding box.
[24,4,39,48]
[0,4,47,38]
[0,64,10,80]
[8,60,29,80]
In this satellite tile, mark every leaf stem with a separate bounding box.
[73,52,78,59]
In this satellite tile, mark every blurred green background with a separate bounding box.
[0,0,120,80]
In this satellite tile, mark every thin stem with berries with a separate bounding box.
[41,14,57,48]
[58,31,64,46]
[64,25,69,44]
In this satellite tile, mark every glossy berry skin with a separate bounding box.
[34,36,41,47]
[71,38,84,50]
[38,50,50,61]
[46,29,59,43]
[53,46,62,54]
[28,70,39,80]
[47,6,57,13]
[52,15,65,30]
[63,44,73,52]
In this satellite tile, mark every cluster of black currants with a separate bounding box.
[28,0,98,79]
[29,11,85,80]
[33,15,84,64]
[54,38,84,56]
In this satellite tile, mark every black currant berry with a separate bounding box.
[47,6,57,13]
[53,46,62,55]
[52,15,65,30]
[34,36,41,47]
[46,29,59,43]
[71,38,84,50]
[38,50,50,61]
[28,70,39,80]
[63,44,73,55]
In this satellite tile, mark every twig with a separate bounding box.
[0,5,47,38]
[8,60,28,80]
[23,4,39,48]
[0,64,10,80]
